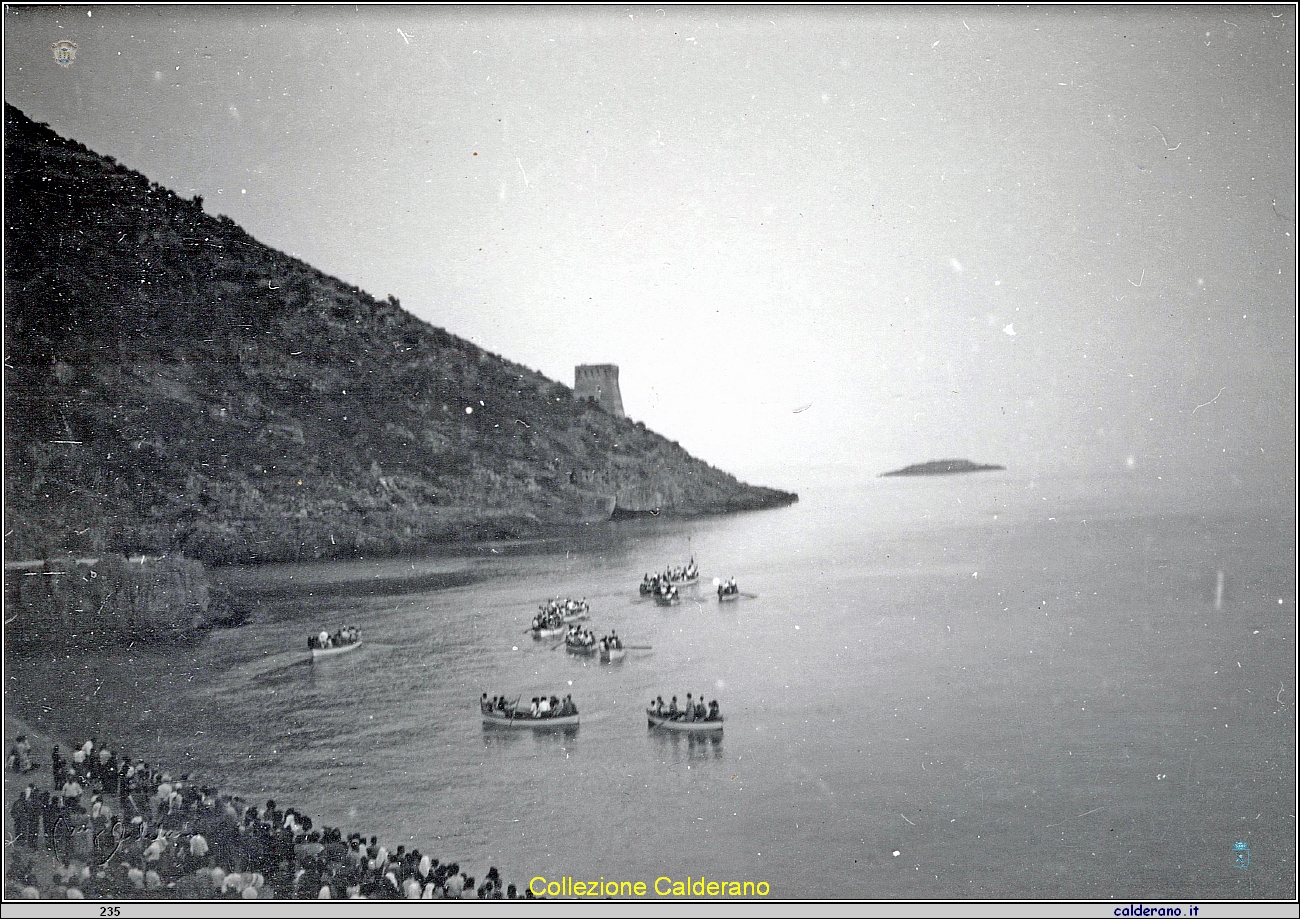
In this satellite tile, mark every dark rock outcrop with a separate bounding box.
[880,459,1005,477]
[3,553,233,654]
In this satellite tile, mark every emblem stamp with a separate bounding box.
[52,39,77,67]
[1232,840,1250,868]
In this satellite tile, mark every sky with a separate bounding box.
[4,5,1296,496]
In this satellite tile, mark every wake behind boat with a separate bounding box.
[309,626,361,661]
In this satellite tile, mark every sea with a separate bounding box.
[6,468,1296,901]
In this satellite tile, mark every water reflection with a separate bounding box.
[480,728,527,750]
[532,726,580,747]
[648,729,723,760]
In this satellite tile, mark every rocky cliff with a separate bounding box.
[3,105,796,565]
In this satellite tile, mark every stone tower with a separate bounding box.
[573,364,625,418]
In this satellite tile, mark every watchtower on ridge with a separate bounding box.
[574,364,625,418]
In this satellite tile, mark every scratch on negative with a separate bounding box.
[517,158,529,187]
[1128,268,1145,287]
[1046,806,1110,828]
[1279,682,1285,704]
[901,814,915,825]
[1192,386,1225,413]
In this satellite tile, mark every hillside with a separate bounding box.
[2,104,795,565]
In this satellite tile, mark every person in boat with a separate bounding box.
[549,694,561,714]
[708,700,721,721]
[696,696,708,721]
[668,696,679,717]
[609,630,621,650]
[481,694,491,715]
[537,696,551,717]
[656,696,666,716]
[529,698,540,718]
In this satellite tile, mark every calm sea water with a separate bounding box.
[8,470,1296,900]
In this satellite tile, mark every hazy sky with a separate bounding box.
[5,5,1295,493]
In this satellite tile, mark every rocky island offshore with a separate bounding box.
[880,459,1005,477]
[3,105,796,575]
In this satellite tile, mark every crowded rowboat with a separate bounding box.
[308,626,362,660]
[716,577,741,601]
[529,598,590,637]
[539,597,590,622]
[564,626,599,655]
[646,693,723,732]
[481,693,580,728]
[599,635,626,663]
[639,559,700,596]
[653,583,681,606]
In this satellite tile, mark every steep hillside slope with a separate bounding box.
[3,104,795,565]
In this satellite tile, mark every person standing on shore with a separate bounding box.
[10,784,36,847]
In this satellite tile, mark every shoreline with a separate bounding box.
[2,703,533,900]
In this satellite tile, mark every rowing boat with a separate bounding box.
[311,639,362,661]
[600,646,626,664]
[565,641,598,656]
[645,709,723,733]
[654,595,680,607]
[717,591,740,602]
[482,710,580,729]
[531,624,567,639]
[670,574,700,587]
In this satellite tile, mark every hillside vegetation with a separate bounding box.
[3,104,795,566]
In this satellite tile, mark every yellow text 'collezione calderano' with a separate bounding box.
[529,876,771,898]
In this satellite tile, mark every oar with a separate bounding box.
[623,644,653,650]
[739,592,759,599]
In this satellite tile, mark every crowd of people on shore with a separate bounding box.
[306,625,360,651]
[5,732,534,900]
[649,694,722,722]
[7,734,36,774]
[481,694,577,720]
